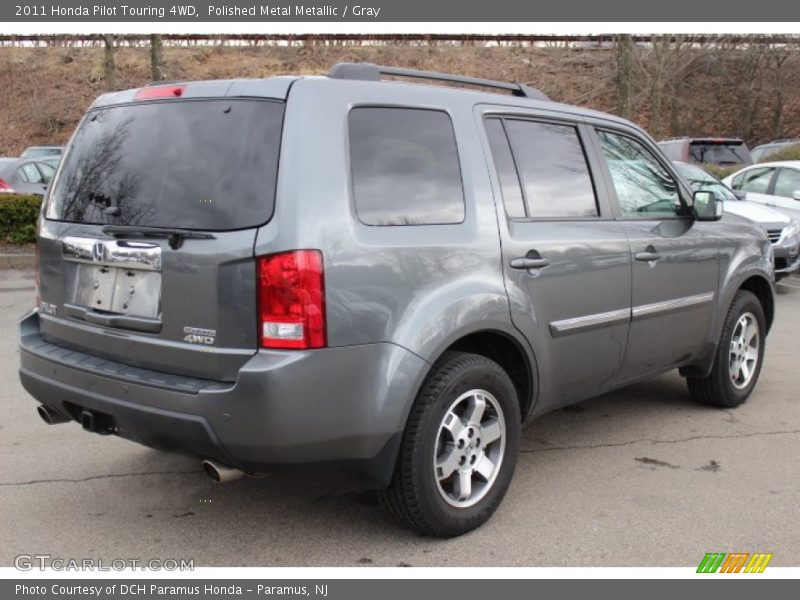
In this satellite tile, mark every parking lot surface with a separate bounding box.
[1,269,798,567]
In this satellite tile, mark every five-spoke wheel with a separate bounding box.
[434,390,506,508]
[729,312,760,390]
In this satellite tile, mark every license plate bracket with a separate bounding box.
[73,264,162,319]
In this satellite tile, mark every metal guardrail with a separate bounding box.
[1,33,798,48]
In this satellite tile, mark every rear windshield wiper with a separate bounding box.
[101,225,215,250]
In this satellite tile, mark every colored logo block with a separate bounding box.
[697,552,773,573]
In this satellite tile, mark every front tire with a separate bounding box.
[687,290,766,408]
[379,351,521,537]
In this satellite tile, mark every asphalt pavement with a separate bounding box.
[1,269,798,567]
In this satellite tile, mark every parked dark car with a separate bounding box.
[658,137,753,167]
[19,64,775,536]
[0,157,56,196]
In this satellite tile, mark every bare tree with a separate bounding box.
[614,34,634,119]
[103,34,116,90]
[150,34,164,81]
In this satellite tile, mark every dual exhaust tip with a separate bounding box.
[38,405,246,483]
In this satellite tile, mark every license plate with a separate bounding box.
[73,264,161,319]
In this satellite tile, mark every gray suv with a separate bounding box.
[19,64,775,537]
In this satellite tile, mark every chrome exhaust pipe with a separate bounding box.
[37,405,70,425]
[201,459,245,483]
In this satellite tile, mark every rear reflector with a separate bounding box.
[134,85,186,100]
[0,177,15,193]
[257,250,326,350]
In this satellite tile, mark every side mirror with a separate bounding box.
[733,189,747,201]
[793,190,800,201]
[692,190,723,221]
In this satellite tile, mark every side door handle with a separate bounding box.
[510,255,550,270]
[634,246,662,262]
[634,251,662,262]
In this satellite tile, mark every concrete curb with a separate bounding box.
[0,253,35,270]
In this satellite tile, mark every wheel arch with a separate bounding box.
[429,329,538,422]
[739,274,775,332]
[681,272,775,379]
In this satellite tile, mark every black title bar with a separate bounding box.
[4,0,800,22]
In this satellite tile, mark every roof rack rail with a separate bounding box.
[327,62,549,101]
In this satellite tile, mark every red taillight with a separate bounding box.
[134,85,186,100]
[257,250,326,350]
[0,177,15,193]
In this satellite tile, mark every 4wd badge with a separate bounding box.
[183,326,216,345]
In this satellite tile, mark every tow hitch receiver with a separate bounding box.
[80,409,115,435]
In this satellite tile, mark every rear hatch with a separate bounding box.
[690,139,752,166]
[37,92,285,382]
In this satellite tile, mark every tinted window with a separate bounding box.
[773,168,800,198]
[598,130,681,218]
[733,167,774,194]
[349,107,464,226]
[46,99,284,231]
[484,119,525,218]
[689,141,751,165]
[503,119,597,218]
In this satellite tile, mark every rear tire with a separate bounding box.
[687,290,766,408]
[379,351,521,537]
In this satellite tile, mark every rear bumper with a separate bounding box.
[18,311,426,486]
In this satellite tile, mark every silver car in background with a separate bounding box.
[675,161,800,280]
[723,160,800,223]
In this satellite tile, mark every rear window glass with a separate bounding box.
[46,99,284,231]
[689,141,751,165]
[349,107,465,226]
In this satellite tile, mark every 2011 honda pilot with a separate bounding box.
[19,63,775,536]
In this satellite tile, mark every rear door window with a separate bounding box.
[46,99,284,231]
[486,117,598,218]
[349,107,465,226]
[773,168,800,198]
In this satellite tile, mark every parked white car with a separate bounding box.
[723,161,800,222]
[675,162,800,280]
